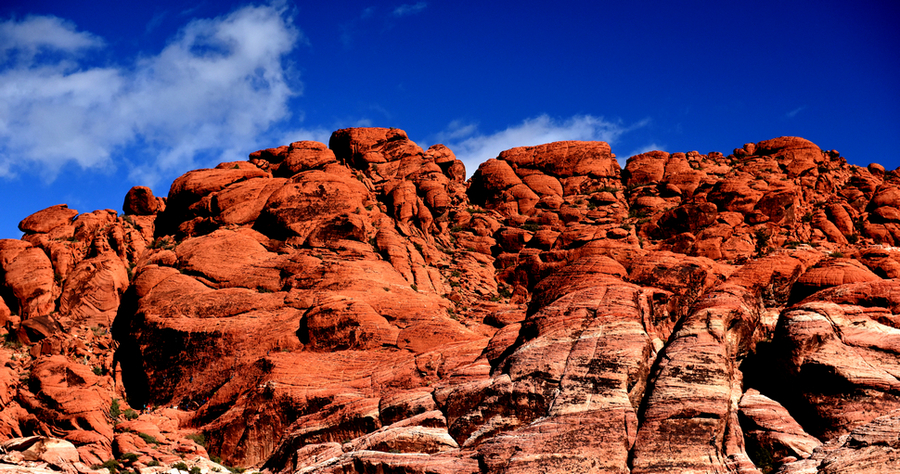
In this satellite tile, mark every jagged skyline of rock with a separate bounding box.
[2,127,900,472]
[1,1,898,244]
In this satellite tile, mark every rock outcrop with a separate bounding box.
[0,129,898,473]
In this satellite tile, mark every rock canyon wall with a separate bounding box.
[1,128,900,473]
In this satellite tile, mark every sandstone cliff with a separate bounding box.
[1,128,899,473]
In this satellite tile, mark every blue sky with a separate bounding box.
[1,1,897,239]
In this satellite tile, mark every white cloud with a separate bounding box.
[0,4,303,184]
[436,114,648,177]
[0,15,103,63]
[393,2,427,17]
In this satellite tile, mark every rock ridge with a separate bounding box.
[0,129,898,473]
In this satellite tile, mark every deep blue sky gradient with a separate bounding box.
[1,1,897,239]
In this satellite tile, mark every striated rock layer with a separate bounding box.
[1,129,899,473]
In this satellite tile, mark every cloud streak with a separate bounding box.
[393,2,427,17]
[0,4,302,185]
[436,114,648,177]
[786,106,806,119]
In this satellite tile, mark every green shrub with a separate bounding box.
[147,460,160,467]
[119,453,139,463]
[173,462,189,472]
[93,459,122,474]
[138,432,159,445]
[186,432,206,447]
[190,467,202,474]
[109,398,122,419]
[521,222,540,232]
[628,208,650,219]
[123,408,139,420]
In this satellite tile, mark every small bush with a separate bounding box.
[138,432,159,445]
[93,459,122,474]
[628,208,650,219]
[123,408,139,420]
[147,460,160,467]
[186,432,206,447]
[109,398,122,419]
[2,332,22,350]
[829,251,845,258]
[521,222,540,232]
[119,453,139,463]
[410,284,419,292]
[847,234,859,244]
[190,467,202,474]
[173,462,190,472]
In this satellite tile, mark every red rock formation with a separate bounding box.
[0,130,898,473]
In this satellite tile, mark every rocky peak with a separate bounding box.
[0,129,899,473]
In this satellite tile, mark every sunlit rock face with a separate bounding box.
[2,129,900,473]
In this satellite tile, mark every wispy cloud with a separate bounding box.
[340,6,379,47]
[435,114,649,177]
[0,15,103,62]
[0,4,303,185]
[393,2,427,17]
[145,10,168,34]
[786,106,806,119]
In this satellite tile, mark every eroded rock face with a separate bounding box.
[0,131,898,473]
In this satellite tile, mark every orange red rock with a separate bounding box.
[0,130,898,473]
